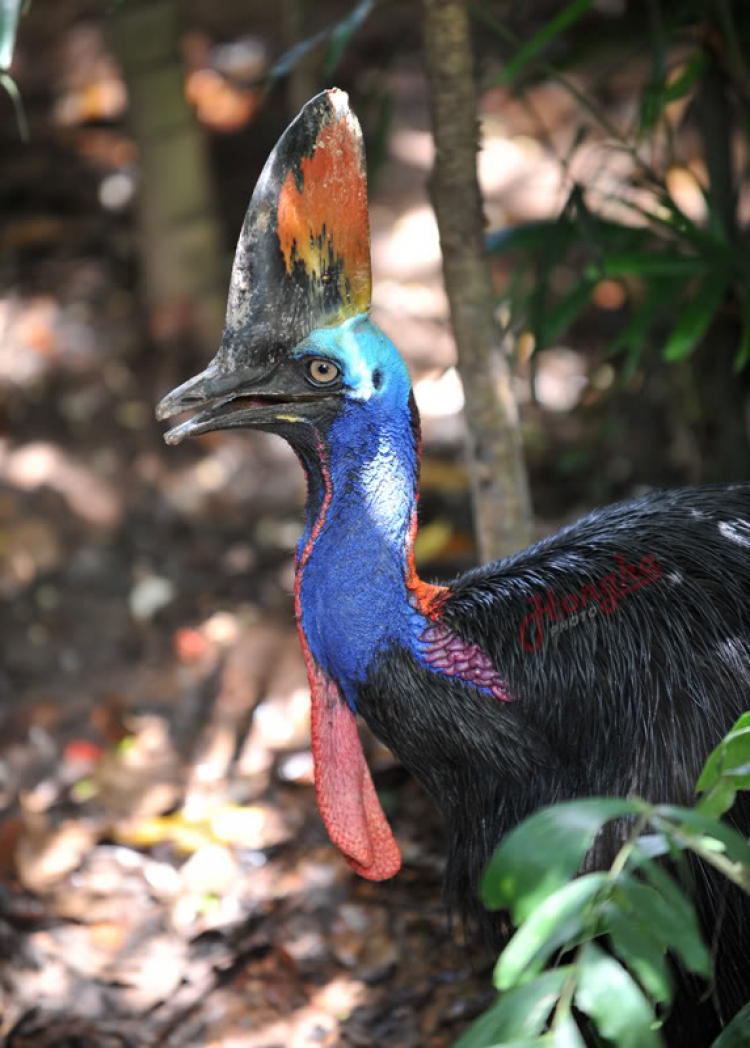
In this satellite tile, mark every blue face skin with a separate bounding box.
[293,316,429,709]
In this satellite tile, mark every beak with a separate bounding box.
[156,361,339,445]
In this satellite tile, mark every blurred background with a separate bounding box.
[1,0,749,1044]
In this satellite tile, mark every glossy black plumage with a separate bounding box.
[359,483,750,1043]
[156,90,750,1046]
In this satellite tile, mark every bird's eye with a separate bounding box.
[307,359,340,385]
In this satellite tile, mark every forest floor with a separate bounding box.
[0,3,708,1045]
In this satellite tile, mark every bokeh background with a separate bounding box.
[1,0,749,1044]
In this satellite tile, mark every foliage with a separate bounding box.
[264,0,393,190]
[475,0,750,376]
[454,713,750,1047]
[0,0,29,139]
[265,0,376,86]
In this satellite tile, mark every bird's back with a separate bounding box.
[358,484,750,1042]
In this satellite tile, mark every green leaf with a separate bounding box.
[0,69,27,141]
[266,29,328,83]
[0,0,24,71]
[711,1000,750,1047]
[606,277,683,375]
[481,798,637,919]
[616,873,711,978]
[487,220,575,256]
[663,51,706,104]
[606,904,673,1005]
[552,1017,587,1048]
[696,717,750,814]
[537,279,596,352]
[639,80,664,138]
[575,943,661,1048]
[662,271,730,362]
[495,873,608,990]
[454,968,573,1047]
[365,90,393,195]
[486,217,652,257]
[653,805,750,868]
[639,855,697,928]
[323,0,375,79]
[697,778,737,819]
[591,251,706,279]
[698,718,750,794]
[733,291,750,372]
[498,0,594,85]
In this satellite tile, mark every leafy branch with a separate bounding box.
[455,713,750,1047]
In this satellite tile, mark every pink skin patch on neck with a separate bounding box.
[420,622,511,702]
[309,662,402,880]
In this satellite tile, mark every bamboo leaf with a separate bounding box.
[498,0,595,85]
[0,70,27,140]
[324,0,375,79]
[733,291,750,373]
[0,0,24,71]
[486,218,652,257]
[663,51,706,104]
[607,277,683,378]
[537,279,596,352]
[487,221,575,255]
[662,272,729,362]
[591,251,706,279]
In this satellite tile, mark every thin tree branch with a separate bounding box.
[422,0,532,561]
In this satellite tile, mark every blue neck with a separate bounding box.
[296,395,426,708]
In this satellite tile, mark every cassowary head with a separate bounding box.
[156,89,413,448]
[158,88,423,885]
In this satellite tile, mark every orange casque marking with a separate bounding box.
[277,113,371,318]
[294,434,401,881]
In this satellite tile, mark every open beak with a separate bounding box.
[156,362,340,445]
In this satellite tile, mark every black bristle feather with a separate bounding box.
[359,483,750,1044]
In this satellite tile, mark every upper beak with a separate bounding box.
[156,362,285,445]
[156,361,340,445]
[156,364,240,445]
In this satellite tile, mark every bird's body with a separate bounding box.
[157,90,750,1044]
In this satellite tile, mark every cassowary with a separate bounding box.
[157,89,750,1043]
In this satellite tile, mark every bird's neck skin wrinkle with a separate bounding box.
[295,399,429,710]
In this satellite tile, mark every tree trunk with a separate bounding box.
[422,0,532,562]
[111,0,226,354]
[693,46,750,479]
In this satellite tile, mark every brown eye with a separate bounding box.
[307,359,340,385]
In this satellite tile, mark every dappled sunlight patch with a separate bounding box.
[0,440,122,527]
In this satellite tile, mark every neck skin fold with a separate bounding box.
[293,398,445,707]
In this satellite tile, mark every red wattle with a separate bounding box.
[309,664,402,880]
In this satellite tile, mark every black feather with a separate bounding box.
[359,484,750,1043]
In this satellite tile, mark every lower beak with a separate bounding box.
[156,363,336,445]
[155,365,240,444]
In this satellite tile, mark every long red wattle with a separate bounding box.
[294,434,400,880]
[308,660,402,879]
